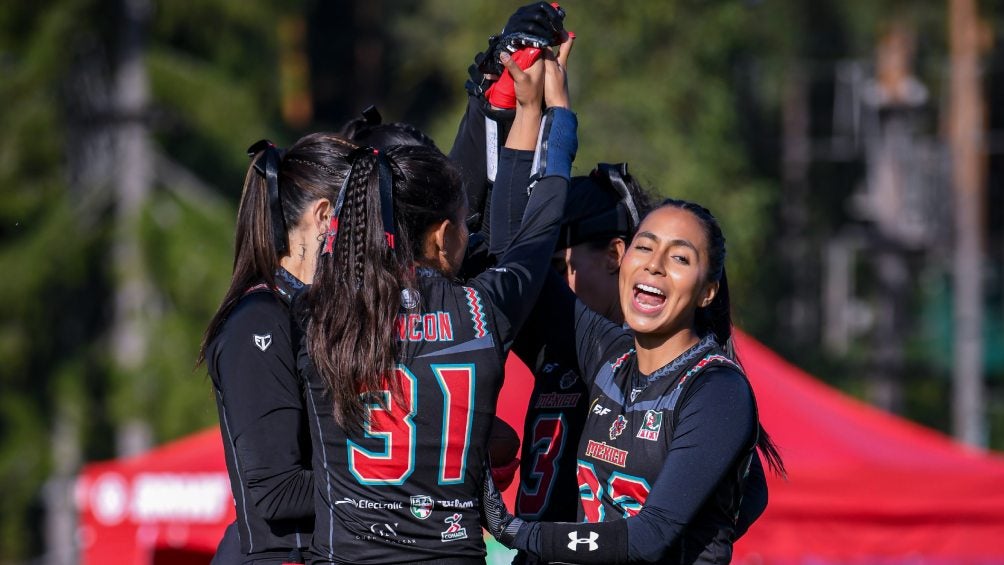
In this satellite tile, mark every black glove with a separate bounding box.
[478,457,524,547]
[466,2,566,97]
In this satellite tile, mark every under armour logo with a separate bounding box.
[253,333,272,351]
[567,531,599,551]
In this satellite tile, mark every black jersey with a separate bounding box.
[513,289,761,564]
[207,268,314,563]
[298,157,569,564]
[511,271,591,523]
[522,297,755,565]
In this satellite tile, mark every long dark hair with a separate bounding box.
[304,144,464,427]
[197,132,356,366]
[658,198,787,478]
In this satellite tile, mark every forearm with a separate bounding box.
[235,411,315,521]
[488,148,534,257]
[473,108,576,343]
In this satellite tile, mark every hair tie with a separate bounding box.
[247,139,288,256]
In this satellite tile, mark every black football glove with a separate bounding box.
[466,2,566,97]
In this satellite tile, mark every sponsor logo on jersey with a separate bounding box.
[335,497,405,511]
[410,495,433,519]
[252,333,272,351]
[591,401,611,416]
[567,531,599,551]
[440,512,468,542]
[438,498,475,509]
[535,392,581,409]
[355,522,417,545]
[608,415,627,440]
[637,409,663,441]
[395,312,454,342]
[400,287,421,310]
[559,370,578,390]
[584,440,628,467]
[630,387,643,402]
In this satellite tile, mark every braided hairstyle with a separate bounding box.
[304,144,464,427]
[657,198,786,477]
[198,133,355,366]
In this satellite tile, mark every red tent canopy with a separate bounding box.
[76,428,235,564]
[729,331,1004,564]
[77,333,1004,564]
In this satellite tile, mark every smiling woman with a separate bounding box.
[486,197,783,564]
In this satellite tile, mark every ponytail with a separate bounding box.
[199,133,355,367]
[305,144,463,427]
[306,149,407,428]
[197,151,283,366]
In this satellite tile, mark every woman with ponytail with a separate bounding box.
[297,40,575,564]
[200,133,356,564]
[483,198,784,564]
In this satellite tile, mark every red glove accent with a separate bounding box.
[485,47,542,110]
[491,456,521,491]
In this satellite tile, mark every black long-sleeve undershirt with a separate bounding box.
[208,291,313,556]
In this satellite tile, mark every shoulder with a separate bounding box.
[681,364,754,410]
[225,291,289,331]
[211,292,292,361]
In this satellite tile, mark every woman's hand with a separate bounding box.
[503,51,545,150]
[503,51,545,111]
[543,33,574,109]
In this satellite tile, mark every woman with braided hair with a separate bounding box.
[200,133,359,563]
[296,38,575,564]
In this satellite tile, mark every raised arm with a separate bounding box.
[450,3,567,282]
[471,37,578,351]
[449,2,566,243]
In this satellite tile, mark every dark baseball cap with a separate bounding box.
[558,163,644,250]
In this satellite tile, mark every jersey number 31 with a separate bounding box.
[347,364,475,486]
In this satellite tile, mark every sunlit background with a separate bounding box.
[2,0,1003,563]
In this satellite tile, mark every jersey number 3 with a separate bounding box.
[348,364,475,485]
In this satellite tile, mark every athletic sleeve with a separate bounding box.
[621,368,756,561]
[469,108,576,350]
[488,148,535,258]
[448,94,516,238]
[212,295,314,521]
[515,367,756,563]
[736,451,767,538]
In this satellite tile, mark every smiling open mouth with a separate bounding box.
[633,283,667,311]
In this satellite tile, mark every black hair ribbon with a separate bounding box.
[247,139,288,256]
[321,146,395,254]
[361,105,382,126]
[375,151,396,249]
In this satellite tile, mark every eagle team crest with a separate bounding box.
[608,415,627,440]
